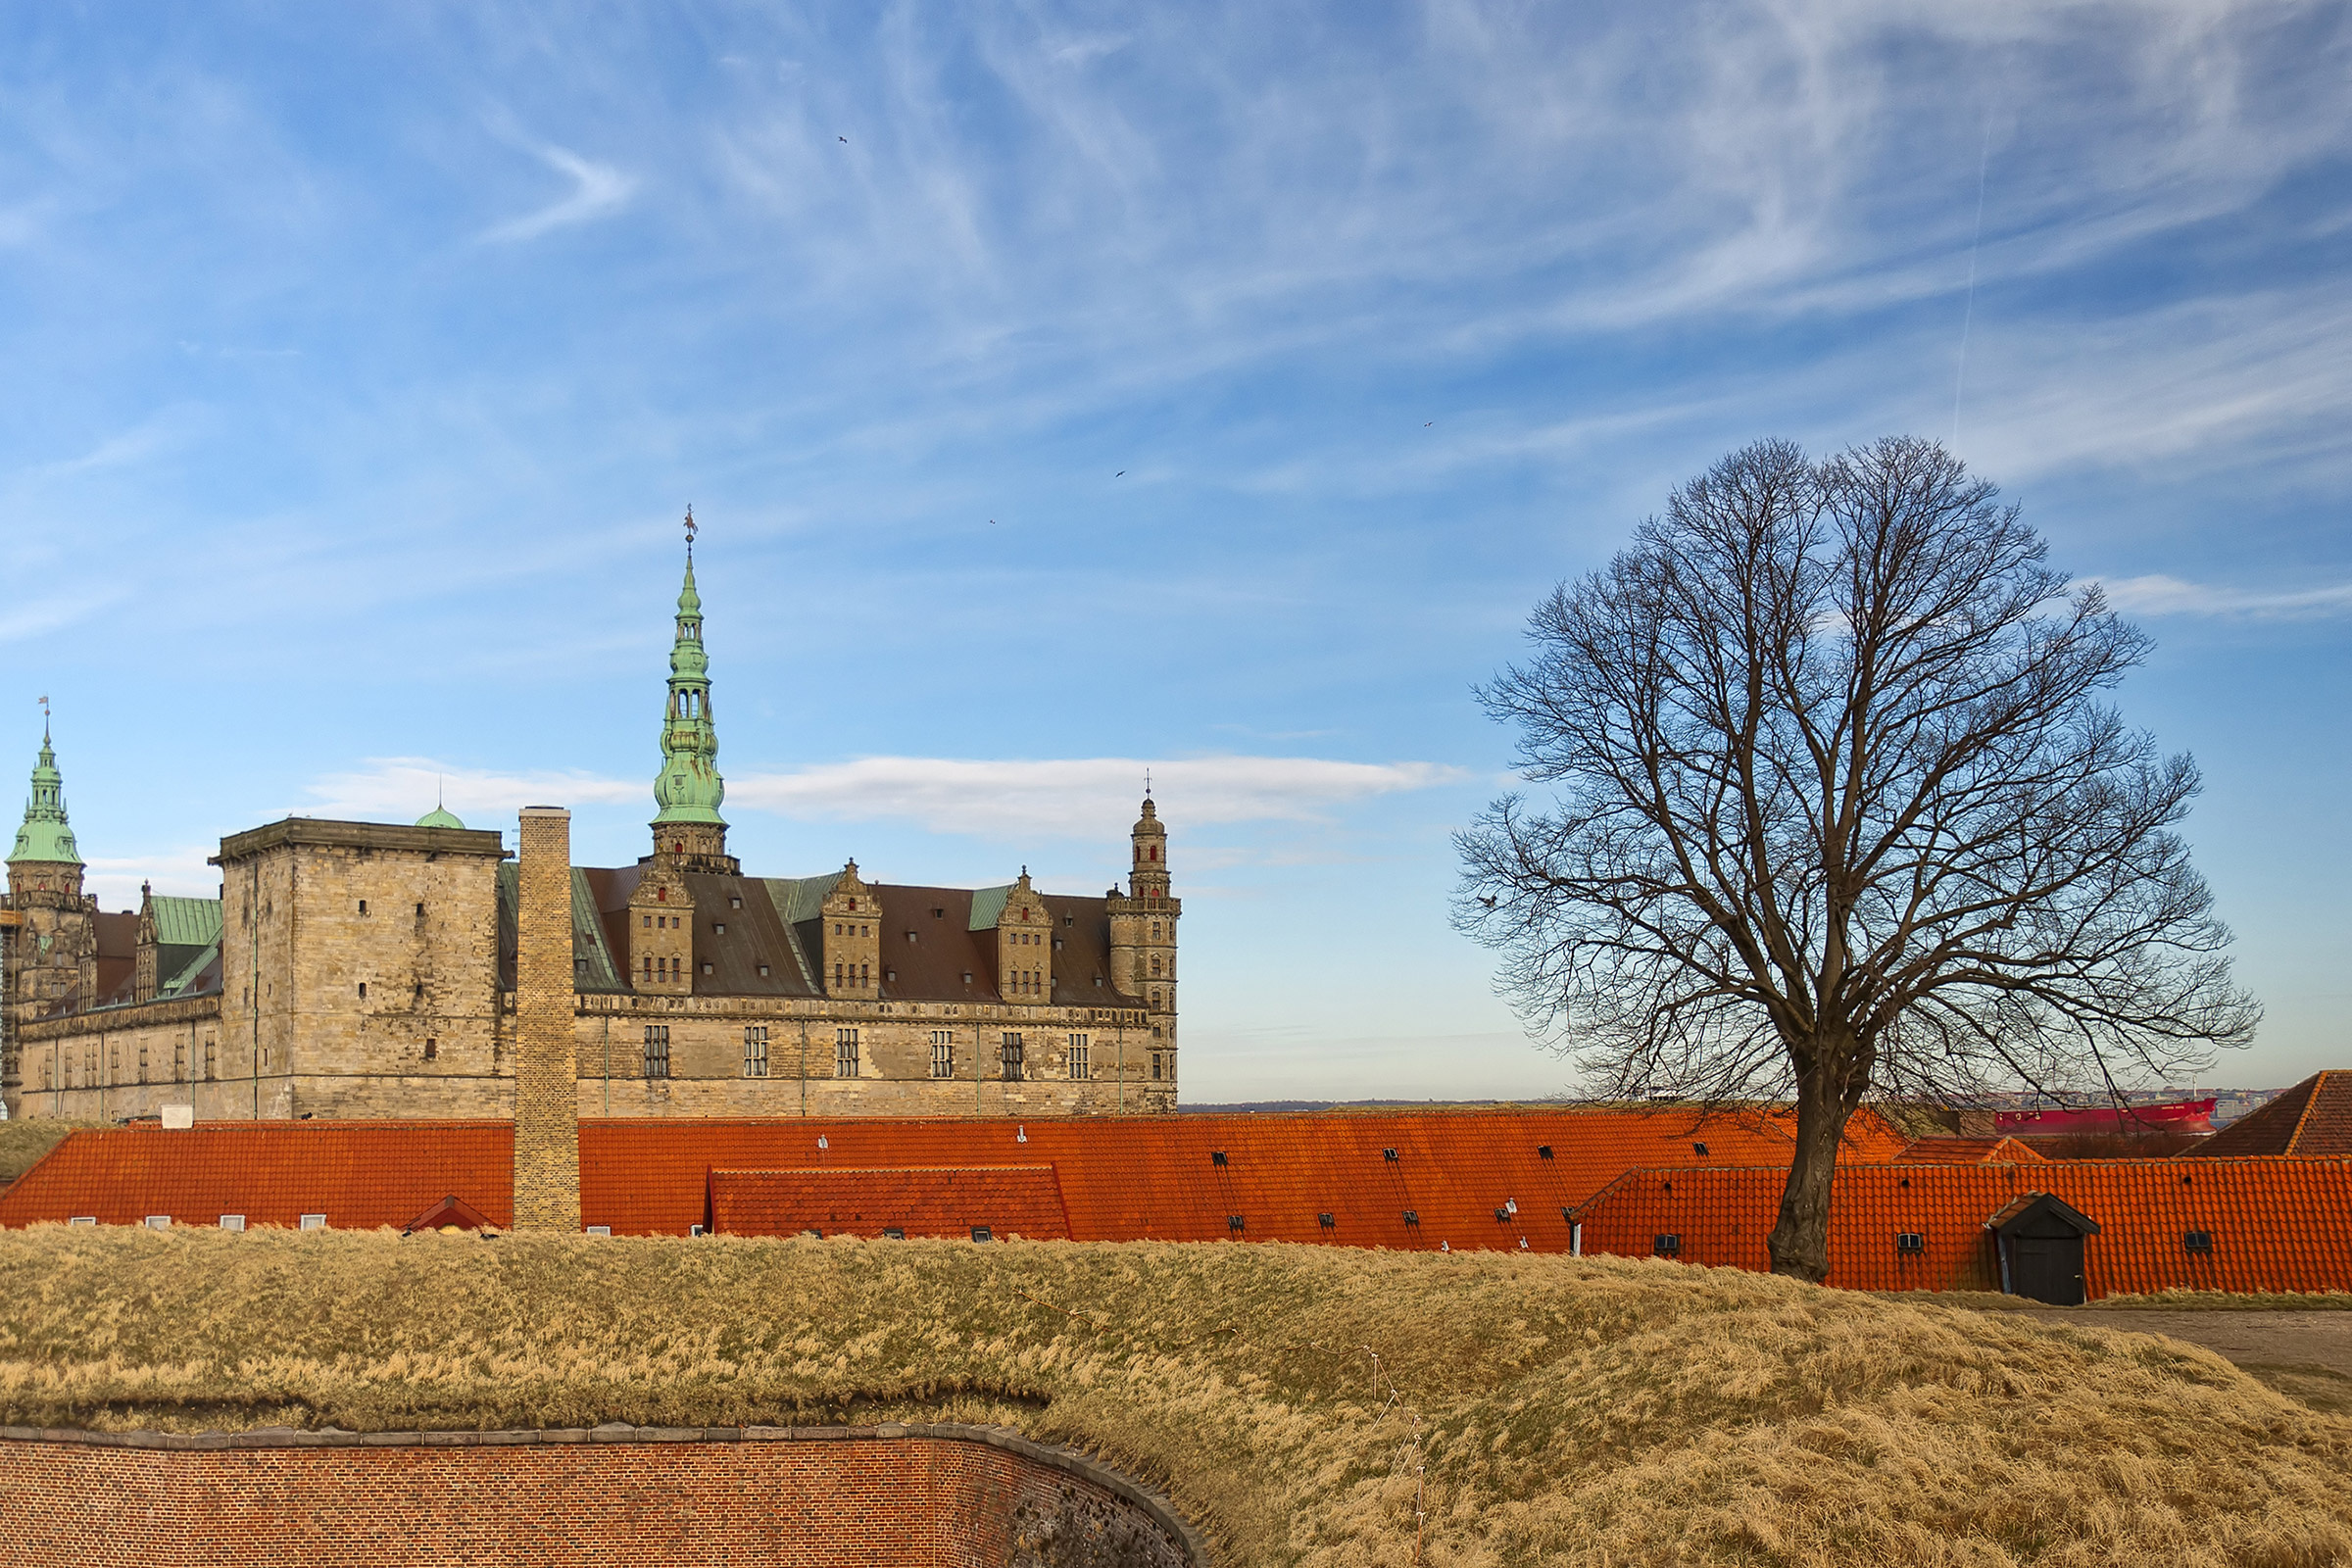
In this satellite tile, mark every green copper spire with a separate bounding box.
[9,716,82,867]
[652,509,726,827]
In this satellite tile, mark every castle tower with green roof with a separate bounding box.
[649,511,737,874]
[5,717,97,1035]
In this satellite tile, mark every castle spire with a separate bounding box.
[9,713,81,868]
[650,509,735,871]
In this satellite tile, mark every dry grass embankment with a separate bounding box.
[0,1119,104,1185]
[3,1227,2349,1567]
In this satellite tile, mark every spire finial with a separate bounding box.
[37,694,49,742]
[684,505,697,561]
[1144,767,1152,800]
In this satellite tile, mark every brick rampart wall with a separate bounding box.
[0,1422,1201,1568]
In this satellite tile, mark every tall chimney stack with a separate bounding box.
[512,806,580,1231]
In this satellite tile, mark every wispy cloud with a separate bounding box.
[2096,574,2352,618]
[304,755,1467,839]
[476,143,635,244]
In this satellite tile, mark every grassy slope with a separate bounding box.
[0,1119,106,1185]
[2,1228,2348,1567]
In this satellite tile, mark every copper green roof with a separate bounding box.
[415,805,466,830]
[652,544,726,826]
[149,896,222,949]
[9,728,80,866]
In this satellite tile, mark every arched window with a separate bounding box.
[1151,955,1161,975]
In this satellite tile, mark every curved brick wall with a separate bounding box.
[0,1421,1203,1567]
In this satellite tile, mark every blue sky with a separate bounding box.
[3,3,2346,1100]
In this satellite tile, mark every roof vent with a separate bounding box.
[1211,1151,1228,1166]
[1402,1209,1419,1225]
[1227,1214,1246,1231]
[1318,1212,1335,1228]
[1494,1206,1510,1222]
[1016,1126,1028,1144]
[817,1136,829,1150]
[1383,1148,1399,1162]
[1537,1145,1553,1159]
[1518,1237,1530,1250]
[1692,1142,1709,1157]
[882,1226,906,1240]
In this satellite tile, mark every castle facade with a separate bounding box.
[1,543,1179,1121]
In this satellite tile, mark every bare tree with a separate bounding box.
[1455,437,2258,1282]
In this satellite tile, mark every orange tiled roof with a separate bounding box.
[1572,1156,2352,1298]
[0,1121,513,1231]
[2189,1072,2352,1158]
[1,1104,1895,1250]
[709,1166,1070,1240]
[577,1104,1900,1245]
[1898,1136,2049,1164]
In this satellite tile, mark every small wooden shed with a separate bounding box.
[1985,1191,2101,1304]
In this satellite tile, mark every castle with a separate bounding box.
[0,537,1179,1121]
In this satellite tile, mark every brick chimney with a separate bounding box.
[512,807,580,1231]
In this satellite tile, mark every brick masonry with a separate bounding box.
[0,1423,1202,1568]
[513,808,581,1232]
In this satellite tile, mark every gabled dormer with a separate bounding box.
[819,860,880,1000]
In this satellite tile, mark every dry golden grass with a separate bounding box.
[0,1118,104,1184]
[2,1226,2348,1567]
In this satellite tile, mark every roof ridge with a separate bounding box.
[2282,1070,2330,1155]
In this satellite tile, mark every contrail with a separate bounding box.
[1951,107,1996,450]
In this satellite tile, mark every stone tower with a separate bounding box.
[1106,794,1178,1061]
[649,513,737,876]
[4,720,96,1032]
[512,807,582,1231]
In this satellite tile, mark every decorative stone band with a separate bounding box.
[0,1419,1208,1566]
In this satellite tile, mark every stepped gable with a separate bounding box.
[1572,1155,2352,1298]
[710,1166,1072,1240]
[2187,1071,2352,1158]
[1898,1135,2049,1164]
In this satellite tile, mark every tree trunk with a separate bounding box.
[1765,1051,1857,1283]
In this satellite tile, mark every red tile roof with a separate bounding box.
[709,1167,1070,1240]
[0,1104,1901,1249]
[1898,1136,2049,1164]
[0,1121,513,1231]
[2188,1072,2352,1158]
[577,1104,1904,1243]
[1573,1156,2352,1298]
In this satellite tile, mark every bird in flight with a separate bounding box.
[838,135,848,144]
[1115,470,1125,477]
[989,518,997,525]
[1424,421,1433,427]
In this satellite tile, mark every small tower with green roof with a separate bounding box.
[5,712,97,1031]
[648,509,737,875]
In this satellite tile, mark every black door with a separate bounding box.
[2011,1234,2085,1305]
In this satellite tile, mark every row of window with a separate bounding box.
[638,1026,1172,1083]
[39,1037,221,1089]
[352,900,428,917]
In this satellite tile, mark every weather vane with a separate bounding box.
[37,694,49,737]
[684,505,697,556]
[1145,767,1152,797]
